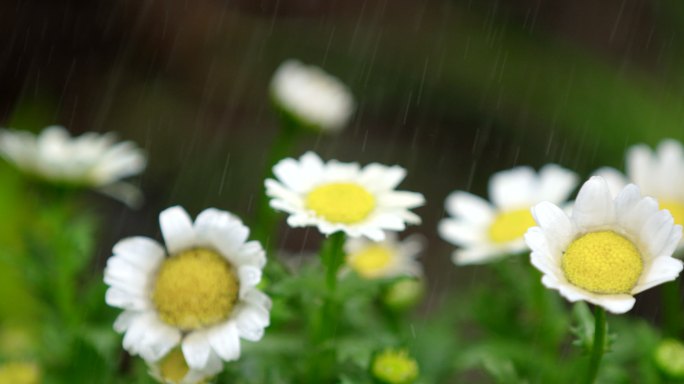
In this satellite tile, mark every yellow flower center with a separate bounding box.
[561,231,642,294]
[152,248,239,330]
[371,348,419,384]
[0,362,40,384]
[159,349,190,383]
[347,245,394,278]
[488,208,536,244]
[305,182,376,224]
[660,200,684,226]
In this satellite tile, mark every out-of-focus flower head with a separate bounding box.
[371,348,419,384]
[0,125,146,206]
[0,361,40,384]
[595,139,684,249]
[148,348,222,384]
[344,232,423,279]
[439,164,578,265]
[654,338,684,379]
[382,277,425,311]
[270,60,355,133]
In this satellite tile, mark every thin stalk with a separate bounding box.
[310,231,346,381]
[321,232,346,291]
[585,307,607,384]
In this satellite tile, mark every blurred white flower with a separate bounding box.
[439,164,578,265]
[595,139,684,248]
[526,176,682,314]
[148,348,223,384]
[344,232,424,279]
[104,206,271,371]
[270,60,355,132]
[0,125,146,206]
[265,151,424,241]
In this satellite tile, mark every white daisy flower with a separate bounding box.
[265,151,425,241]
[595,139,684,247]
[148,348,223,384]
[525,176,683,314]
[104,206,271,370]
[0,125,146,206]
[344,232,424,279]
[270,60,355,132]
[438,164,578,265]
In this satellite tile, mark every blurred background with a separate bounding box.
[2,0,684,314]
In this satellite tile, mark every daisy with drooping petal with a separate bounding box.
[265,152,425,241]
[525,176,683,314]
[344,232,423,279]
[148,348,223,384]
[438,164,578,265]
[104,206,271,371]
[595,139,684,246]
[270,60,355,132]
[0,125,146,206]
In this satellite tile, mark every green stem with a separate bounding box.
[310,231,346,381]
[321,232,346,291]
[662,280,682,338]
[585,307,607,384]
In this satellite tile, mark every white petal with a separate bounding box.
[452,246,508,265]
[182,331,212,370]
[614,184,642,217]
[617,195,659,238]
[640,210,676,258]
[160,206,196,254]
[138,317,182,362]
[489,166,536,209]
[438,219,486,246]
[194,208,249,259]
[445,191,494,225]
[359,227,385,241]
[233,241,266,269]
[235,306,269,341]
[626,144,654,194]
[238,266,262,289]
[113,310,138,333]
[359,164,406,191]
[571,176,615,230]
[103,266,147,297]
[122,313,156,355]
[208,321,241,362]
[298,152,326,184]
[660,225,682,260]
[590,294,636,314]
[370,213,407,232]
[381,191,425,209]
[555,283,635,314]
[531,202,575,253]
[633,256,683,294]
[105,287,149,310]
[593,167,629,198]
[537,164,579,203]
[241,289,273,311]
[112,237,165,272]
[654,140,684,198]
[324,160,360,181]
[264,179,302,207]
